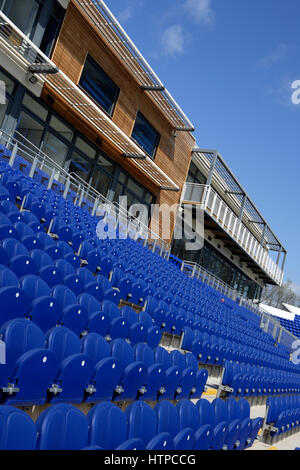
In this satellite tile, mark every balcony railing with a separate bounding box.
[182,183,284,285]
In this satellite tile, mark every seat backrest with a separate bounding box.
[87,402,127,450]
[76,267,95,286]
[1,238,28,257]
[227,397,241,421]
[0,406,37,450]
[46,326,81,361]
[54,259,75,277]
[120,306,138,325]
[185,352,198,370]
[0,318,45,359]
[78,292,100,315]
[100,299,120,320]
[36,404,88,450]
[19,274,50,301]
[171,350,186,370]
[29,249,53,269]
[51,285,77,310]
[0,264,18,288]
[197,399,215,427]
[176,399,200,431]
[154,346,172,369]
[134,343,154,367]
[111,338,134,369]
[239,398,250,420]
[212,398,229,424]
[155,400,179,437]
[81,332,110,366]
[125,401,157,444]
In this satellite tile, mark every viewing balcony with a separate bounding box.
[181,182,284,286]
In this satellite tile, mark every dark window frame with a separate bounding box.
[131,110,160,160]
[79,54,120,118]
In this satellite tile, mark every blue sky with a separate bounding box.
[105,0,300,294]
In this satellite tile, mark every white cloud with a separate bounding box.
[161,24,185,56]
[183,0,215,26]
[259,44,289,68]
[117,6,133,24]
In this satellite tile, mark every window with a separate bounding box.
[68,152,92,182]
[39,1,65,56]
[79,55,120,116]
[1,0,41,39]
[131,111,160,159]
[40,130,69,168]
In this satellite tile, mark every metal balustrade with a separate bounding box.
[0,128,171,258]
[181,260,297,351]
[182,182,284,285]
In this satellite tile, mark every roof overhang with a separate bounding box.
[0,11,179,191]
[192,147,286,253]
[75,0,195,133]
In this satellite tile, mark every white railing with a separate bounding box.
[181,260,297,350]
[181,260,238,300]
[182,183,284,285]
[0,128,171,258]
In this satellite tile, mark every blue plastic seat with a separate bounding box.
[1,238,37,277]
[171,350,196,399]
[0,318,58,405]
[155,400,196,450]
[87,402,127,450]
[134,343,165,400]
[81,332,122,402]
[0,406,37,450]
[226,398,252,450]
[46,326,94,403]
[110,338,147,400]
[197,399,228,450]
[154,346,181,400]
[35,404,88,450]
[212,398,241,450]
[125,401,157,445]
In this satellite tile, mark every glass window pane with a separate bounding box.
[97,152,115,176]
[118,171,127,184]
[131,111,160,159]
[75,137,96,160]
[79,55,119,116]
[0,100,9,128]
[5,0,40,38]
[49,115,73,141]
[16,111,44,148]
[91,168,112,198]
[126,177,144,199]
[41,131,69,168]
[22,94,48,121]
[68,152,92,182]
[0,70,15,94]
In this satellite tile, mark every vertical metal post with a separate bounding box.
[92,197,100,217]
[47,168,56,191]
[238,194,247,221]
[78,186,85,207]
[206,151,219,187]
[8,142,18,168]
[63,177,70,199]
[29,156,38,179]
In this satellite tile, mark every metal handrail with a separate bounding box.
[0,128,170,257]
[182,182,283,285]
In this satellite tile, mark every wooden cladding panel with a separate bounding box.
[46,0,195,241]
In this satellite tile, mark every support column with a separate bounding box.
[238,194,247,221]
[206,151,219,187]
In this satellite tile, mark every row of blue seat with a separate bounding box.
[0,318,208,405]
[0,398,262,450]
[266,396,300,436]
